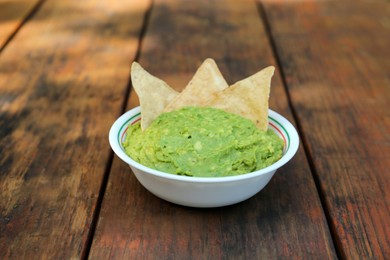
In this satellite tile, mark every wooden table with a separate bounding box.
[1,0,389,259]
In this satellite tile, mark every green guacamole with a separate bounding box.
[123,107,283,177]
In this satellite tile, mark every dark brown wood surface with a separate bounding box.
[0,0,42,50]
[1,0,389,259]
[262,0,390,258]
[89,0,336,258]
[0,0,150,258]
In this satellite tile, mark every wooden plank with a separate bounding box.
[0,0,42,50]
[89,0,337,258]
[0,0,150,258]
[261,0,390,258]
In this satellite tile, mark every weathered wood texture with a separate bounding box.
[0,0,149,258]
[262,1,390,259]
[90,0,336,258]
[0,0,41,49]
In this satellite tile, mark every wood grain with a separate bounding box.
[89,0,337,258]
[0,0,42,50]
[0,0,149,258]
[262,0,390,258]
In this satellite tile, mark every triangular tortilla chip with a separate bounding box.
[206,66,275,131]
[164,58,228,112]
[131,62,179,130]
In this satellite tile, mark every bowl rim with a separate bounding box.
[109,106,299,183]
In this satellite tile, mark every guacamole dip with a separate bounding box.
[123,107,283,177]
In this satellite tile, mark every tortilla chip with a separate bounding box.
[131,62,179,130]
[206,66,275,131]
[164,58,228,112]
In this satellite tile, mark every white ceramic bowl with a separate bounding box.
[109,106,299,208]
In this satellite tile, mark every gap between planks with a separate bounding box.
[0,0,46,53]
[80,2,155,259]
[256,2,342,259]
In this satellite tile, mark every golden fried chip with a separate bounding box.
[207,66,275,131]
[131,62,179,130]
[164,58,228,112]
